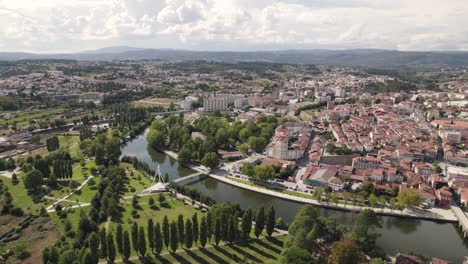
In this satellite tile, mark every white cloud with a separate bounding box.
[0,0,466,52]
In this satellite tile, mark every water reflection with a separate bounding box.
[384,217,420,235]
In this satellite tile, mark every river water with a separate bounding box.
[122,129,468,262]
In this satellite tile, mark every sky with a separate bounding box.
[0,0,467,53]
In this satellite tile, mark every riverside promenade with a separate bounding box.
[154,147,457,222]
[207,173,457,222]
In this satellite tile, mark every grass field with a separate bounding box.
[109,196,201,232]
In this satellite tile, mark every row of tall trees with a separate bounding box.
[52,159,73,179]
[89,166,128,223]
[65,204,277,263]
[109,103,148,129]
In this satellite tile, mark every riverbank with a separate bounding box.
[150,146,458,223]
[206,173,458,223]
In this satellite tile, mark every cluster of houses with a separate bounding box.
[300,154,466,208]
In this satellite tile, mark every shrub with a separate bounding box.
[59,211,67,219]
[55,204,62,213]
[14,243,30,260]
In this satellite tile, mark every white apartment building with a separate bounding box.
[446,166,468,180]
[441,131,462,144]
[203,97,228,112]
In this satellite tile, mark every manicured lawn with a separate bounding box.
[109,196,201,232]
[130,235,286,264]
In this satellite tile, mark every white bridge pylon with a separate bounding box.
[142,164,169,194]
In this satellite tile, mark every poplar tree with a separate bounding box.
[199,216,207,248]
[99,228,107,259]
[122,231,131,262]
[221,213,228,242]
[107,232,116,263]
[254,206,265,239]
[192,213,199,244]
[154,222,163,255]
[241,208,252,239]
[227,215,235,244]
[170,221,179,252]
[163,215,170,249]
[266,206,276,237]
[207,211,212,240]
[138,226,147,256]
[177,214,185,246]
[214,218,221,246]
[185,219,193,249]
[233,211,240,240]
[88,232,99,264]
[131,222,139,252]
[116,224,123,257]
[147,219,154,252]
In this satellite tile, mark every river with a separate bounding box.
[122,129,468,262]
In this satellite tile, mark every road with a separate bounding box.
[207,173,457,222]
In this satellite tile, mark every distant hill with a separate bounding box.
[0,48,467,70]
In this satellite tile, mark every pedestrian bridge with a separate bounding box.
[173,172,206,184]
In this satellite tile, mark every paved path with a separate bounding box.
[207,173,457,222]
[47,202,91,213]
[45,175,95,211]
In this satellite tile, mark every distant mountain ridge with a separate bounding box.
[0,47,467,69]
